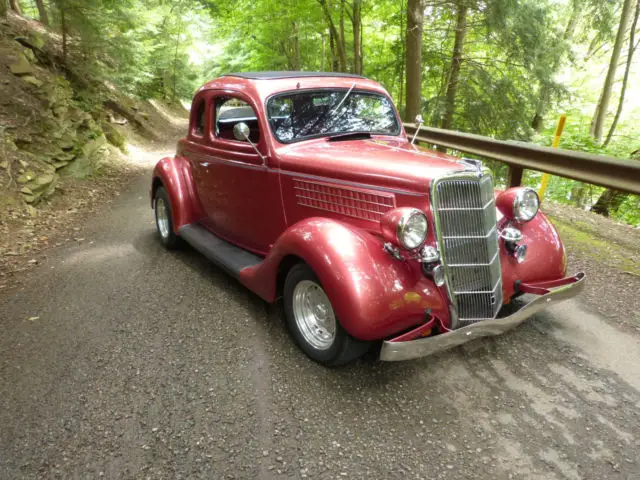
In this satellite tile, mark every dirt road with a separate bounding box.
[1,172,639,479]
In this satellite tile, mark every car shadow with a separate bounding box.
[131,227,550,383]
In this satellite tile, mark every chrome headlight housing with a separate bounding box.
[397,209,428,249]
[381,207,429,250]
[513,188,539,222]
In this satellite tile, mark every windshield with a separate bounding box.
[267,89,401,143]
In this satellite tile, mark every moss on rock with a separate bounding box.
[101,122,127,151]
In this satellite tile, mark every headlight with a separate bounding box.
[381,207,429,250]
[513,188,539,222]
[397,209,428,249]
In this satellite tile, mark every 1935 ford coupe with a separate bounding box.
[151,72,585,366]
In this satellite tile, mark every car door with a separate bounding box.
[198,91,286,254]
[180,93,211,226]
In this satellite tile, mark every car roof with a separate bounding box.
[198,72,390,104]
[223,71,365,80]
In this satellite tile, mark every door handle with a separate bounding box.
[199,162,210,167]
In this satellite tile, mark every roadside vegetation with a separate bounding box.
[0,0,638,226]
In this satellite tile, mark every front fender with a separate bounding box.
[500,211,567,300]
[239,218,448,341]
[152,156,203,231]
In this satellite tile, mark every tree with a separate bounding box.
[9,0,20,15]
[351,0,362,75]
[590,189,628,216]
[590,0,635,142]
[1,0,7,19]
[441,0,468,130]
[53,0,68,63]
[603,0,640,147]
[530,0,580,132]
[404,0,425,122]
[35,0,49,25]
[319,0,347,71]
[589,0,639,216]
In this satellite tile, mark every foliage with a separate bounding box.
[12,0,640,225]
[527,108,640,225]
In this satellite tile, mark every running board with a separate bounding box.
[178,224,263,279]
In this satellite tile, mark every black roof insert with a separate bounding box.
[223,71,365,80]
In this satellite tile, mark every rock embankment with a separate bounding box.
[1,15,176,210]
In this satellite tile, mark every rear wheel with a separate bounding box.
[154,186,180,248]
[283,263,370,366]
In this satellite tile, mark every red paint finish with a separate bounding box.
[499,210,567,300]
[152,155,204,229]
[239,218,449,341]
[152,73,577,343]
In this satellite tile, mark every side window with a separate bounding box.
[214,96,260,143]
[192,99,206,137]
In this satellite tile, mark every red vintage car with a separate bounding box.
[151,72,585,366]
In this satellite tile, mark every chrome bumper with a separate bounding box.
[379,272,585,361]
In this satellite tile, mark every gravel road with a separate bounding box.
[1,172,639,479]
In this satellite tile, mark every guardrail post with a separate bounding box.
[507,165,524,188]
[538,114,567,201]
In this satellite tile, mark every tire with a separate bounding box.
[283,263,370,367]
[154,186,180,249]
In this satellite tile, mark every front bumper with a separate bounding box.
[379,272,585,361]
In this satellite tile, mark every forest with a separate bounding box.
[1,0,639,225]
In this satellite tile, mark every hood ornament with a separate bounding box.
[460,157,483,177]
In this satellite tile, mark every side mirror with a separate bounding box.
[231,121,267,166]
[233,122,251,142]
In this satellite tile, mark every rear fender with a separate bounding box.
[151,156,203,231]
[240,218,448,341]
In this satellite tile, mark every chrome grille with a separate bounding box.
[433,174,502,326]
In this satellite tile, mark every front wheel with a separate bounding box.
[283,263,370,367]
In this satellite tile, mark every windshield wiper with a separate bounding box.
[327,131,372,142]
[298,83,356,137]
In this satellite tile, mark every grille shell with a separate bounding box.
[432,173,503,327]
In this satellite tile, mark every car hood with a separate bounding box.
[275,137,472,194]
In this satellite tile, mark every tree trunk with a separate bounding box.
[1,0,8,19]
[55,0,67,63]
[397,2,405,114]
[404,0,425,122]
[590,189,628,216]
[293,21,301,70]
[321,34,326,71]
[319,0,347,72]
[352,0,362,75]
[171,31,181,101]
[360,13,364,73]
[440,1,468,130]
[329,27,338,70]
[339,0,346,68]
[531,0,580,132]
[603,0,639,147]
[35,0,49,25]
[590,0,634,142]
[9,0,20,14]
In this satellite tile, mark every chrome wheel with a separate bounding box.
[155,197,170,239]
[292,280,336,350]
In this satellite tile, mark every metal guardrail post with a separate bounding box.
[538,115,567,200]
[507,166,524,188]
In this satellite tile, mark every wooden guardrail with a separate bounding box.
[404,124,640,195]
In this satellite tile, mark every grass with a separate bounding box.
[548,215,640,277]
